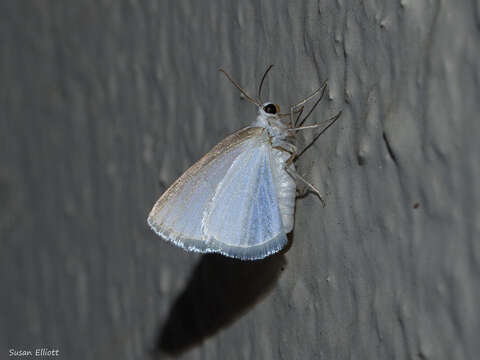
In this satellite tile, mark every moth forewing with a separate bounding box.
[148,126,283,259]
[148,126,264,220]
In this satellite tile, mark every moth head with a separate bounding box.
[261,102,281,117]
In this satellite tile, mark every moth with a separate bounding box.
[147,66,340,260]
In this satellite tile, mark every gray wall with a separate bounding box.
[1,1,479,359]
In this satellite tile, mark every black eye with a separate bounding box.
[263,104,277,114]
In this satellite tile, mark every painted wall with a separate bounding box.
[1,1,479,359]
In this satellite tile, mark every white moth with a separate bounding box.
[148,66,340,260]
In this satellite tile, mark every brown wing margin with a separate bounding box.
[150,126,265,215]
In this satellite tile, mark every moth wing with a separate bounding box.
[147,127,266,254]
[201,140,288,260]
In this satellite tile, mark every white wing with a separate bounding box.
[147,126,288,260]
[201,140,287,259]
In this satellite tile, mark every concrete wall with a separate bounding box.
[1,1,479,359]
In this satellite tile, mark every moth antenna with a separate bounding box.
[258,64,274,104]
[219,69,260,106]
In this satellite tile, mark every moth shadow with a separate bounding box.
[153,251,287,357]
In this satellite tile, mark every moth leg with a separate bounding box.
[296,184,310,198]
[290,105,304,128]
[294,111,343,161]
[286,152,295,166]
[289,111,342,132]
[272,139,297,154]
[294,82,328,127]
[285,166,326,207]
[281,81,327,126]
[291,81,327,112]
[273,144,296,166]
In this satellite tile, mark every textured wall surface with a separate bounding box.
[1,1,479,359]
